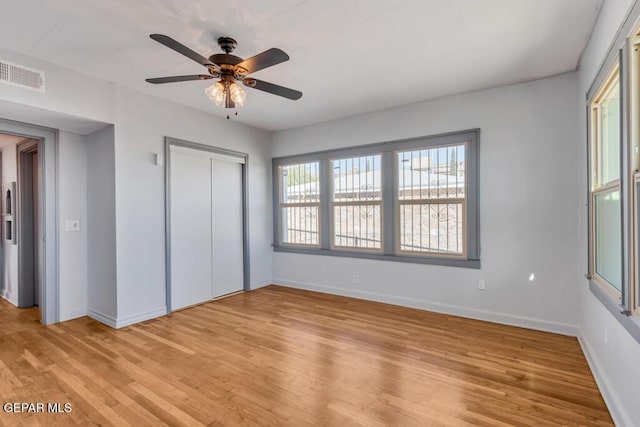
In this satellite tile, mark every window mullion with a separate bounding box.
[383,151,395,255]
[320,158,331,250]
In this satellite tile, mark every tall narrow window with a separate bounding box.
[584,19,640,343]
[278,162,320,246]
[397,144,466,256]
[590,64,622,299]
[331,154,382,250]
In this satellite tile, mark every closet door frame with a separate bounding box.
[165,137,250,312]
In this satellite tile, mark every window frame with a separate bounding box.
[634,175,640,319]
[632,33,640,322]
[276,160,321,248]
[589,62,623,301]
[329,153,385,253]
[395,142,468,258]
[585,5,640,343]
[592,66,621,189]
[272,129,480,269]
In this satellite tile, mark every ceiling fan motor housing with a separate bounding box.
[212,37,247,76]
[217,37,237,54]
[209,54,243,67]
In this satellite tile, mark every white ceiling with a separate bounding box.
[0,0,602,131]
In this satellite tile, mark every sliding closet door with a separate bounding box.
[169,149,214,311]
[169,144,246,311]
[212,159,244,298]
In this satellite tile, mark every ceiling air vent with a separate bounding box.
[0,60,45,92]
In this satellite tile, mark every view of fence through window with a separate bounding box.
[398,144,466,255]
[279,161,320,245]
[331,154,382,249]
[278,143,466,254]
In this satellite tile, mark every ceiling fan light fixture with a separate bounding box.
[205,81,226,106]
[229,82,246,107]
[205,81,246,108]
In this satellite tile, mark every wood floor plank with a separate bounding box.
[0,285,613,426]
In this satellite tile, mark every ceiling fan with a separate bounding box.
[146,34,302,109]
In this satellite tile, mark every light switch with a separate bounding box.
[65,220,80,232]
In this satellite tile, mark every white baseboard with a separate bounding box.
[250,280,272,290]
[273,279,578,336]
[88,307,167,329]
[578,334,632,427]
[1,290,18,307]
[87,308,117,328]
[59,308,87,323]
[115,307,168,329]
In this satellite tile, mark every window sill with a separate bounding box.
[589,280,640,344]
[273,245,481,269]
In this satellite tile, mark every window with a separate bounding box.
[272,130,480,268]
[277,162,320,246]
[398,145,466,256]
[331,154,382,250]
[589,64,622,300]
[585,15,640,343]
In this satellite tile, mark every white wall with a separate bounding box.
[111,87,273,327]
[576,0,640,425]
[58,131,88,321]
[0,47,114,125]
[0,46,273,327]
[0,46,112,321]
[271,72,581,335]
[0,142,19,304]
[85,126,117,324]
[0,131,90,321]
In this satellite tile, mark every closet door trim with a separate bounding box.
[169,144,246,164]
[165,137,250,312]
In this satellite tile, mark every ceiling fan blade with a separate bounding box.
[145,75,213,84]
[243,78,302,100]
[236,48,289,74]
[150,34,215,67]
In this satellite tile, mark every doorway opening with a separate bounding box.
[0,118,58,325]
[17,139,41,314]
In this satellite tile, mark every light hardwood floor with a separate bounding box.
[0,285,612,426]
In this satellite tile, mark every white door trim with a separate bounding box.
[0,118,58,324]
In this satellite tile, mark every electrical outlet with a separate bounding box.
[478,279,486,290]
[65,220,80,232]
[352,274,359,284]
